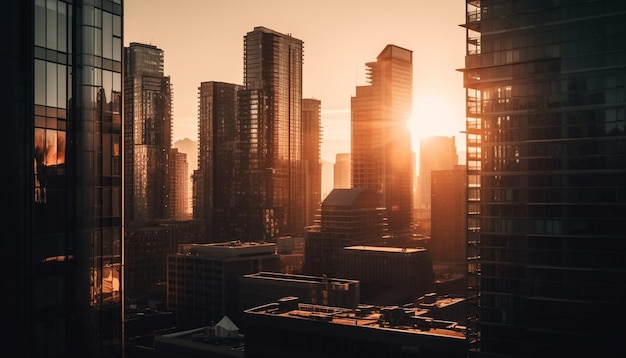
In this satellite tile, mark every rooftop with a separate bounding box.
[177,241,276,258]
[344,245,426,254]
[244,298,466,340]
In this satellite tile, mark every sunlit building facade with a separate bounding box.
[351,44,414,237]
[303,98,322,227]
[334,153,351,189]
[238,26,305,239]
[196,81,241,241]
[4,1,123,356]
[124,42,173,225]
[462,0,626,356]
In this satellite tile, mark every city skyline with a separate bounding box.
[124,0,466,163]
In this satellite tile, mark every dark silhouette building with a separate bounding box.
[430,165,467,270]
[304,188,388,277]
[461,0,626,356]
[351,44,414,238]
[238,272,360,313]
[195,81,241,241]
[124,42,173,224]
[339,246,434,305]
[243,297,467,358]
[303,98,322,227]
[4,1,124,356]
[166,241,280,329]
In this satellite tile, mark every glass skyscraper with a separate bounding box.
[124,42,172,225]
[237,26,304,240]
[351,44,414,237]
[4,0,123,357]
[462,0,626,356]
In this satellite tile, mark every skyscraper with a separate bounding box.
[462,0,626,356]
[302,98,322,227]
[334,153,352,189]
[4,1,123,356]
[351,44,414,237]
[237,26,304,239]
[196,81,241,240]
[124,42,173,225]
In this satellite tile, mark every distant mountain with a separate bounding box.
[173,138,198,172]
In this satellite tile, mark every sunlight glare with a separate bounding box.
[408,96,461,150]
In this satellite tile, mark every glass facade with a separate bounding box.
[6,0,123,357]
[462,0,626,356]
[240,27,305,239]
[123,42,172,225]
[351,45,414,237]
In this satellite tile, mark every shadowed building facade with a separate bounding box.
[4,1,124,356]
[302,98,322,227]
[351,44,414,238]
[462,0,626,356]
[196,81,241,241]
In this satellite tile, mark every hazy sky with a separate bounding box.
[124,0,467,163]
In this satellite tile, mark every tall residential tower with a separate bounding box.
[462,0,626,356]
[4,1,124,356]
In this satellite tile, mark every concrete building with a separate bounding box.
[352,44,414,238]
[461,0,626,356]
[238,272,360,314]
[339,246,434,305]
[166,241,280,329]
[243,297,467,358]
[430,165,467,271]
[4,1,124,355]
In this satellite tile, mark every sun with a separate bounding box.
[408,95,463,151]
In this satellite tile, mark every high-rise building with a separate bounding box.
[124,42,173,225]
[196,81,241,240]
[430,165,467,269]
[351,44,414,238]
[4,1,124,356]
[462,1,626,356]
[303,188,388,277]
[168,147,189,221]
[236,26,305,240]
[334,153,351,189]
[302,98,322,227]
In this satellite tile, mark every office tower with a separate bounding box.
[303,188,387,277]
[238,26,304,240]
[166,241,280,328]
[302,98,322,227]
[4,1,123,356]
[334,153,351,189]
[462,1,626,356]
[351,44,414,237]
[196,81,241,240]
[168,147,189,221]
[124,42,173,225]
[430,165,467,270]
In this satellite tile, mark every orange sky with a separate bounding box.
[124,0,467,164]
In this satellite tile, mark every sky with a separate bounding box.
[124,0,467,164]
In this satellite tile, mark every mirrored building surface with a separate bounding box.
[4,0,124,356]
[462,0,626,356]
